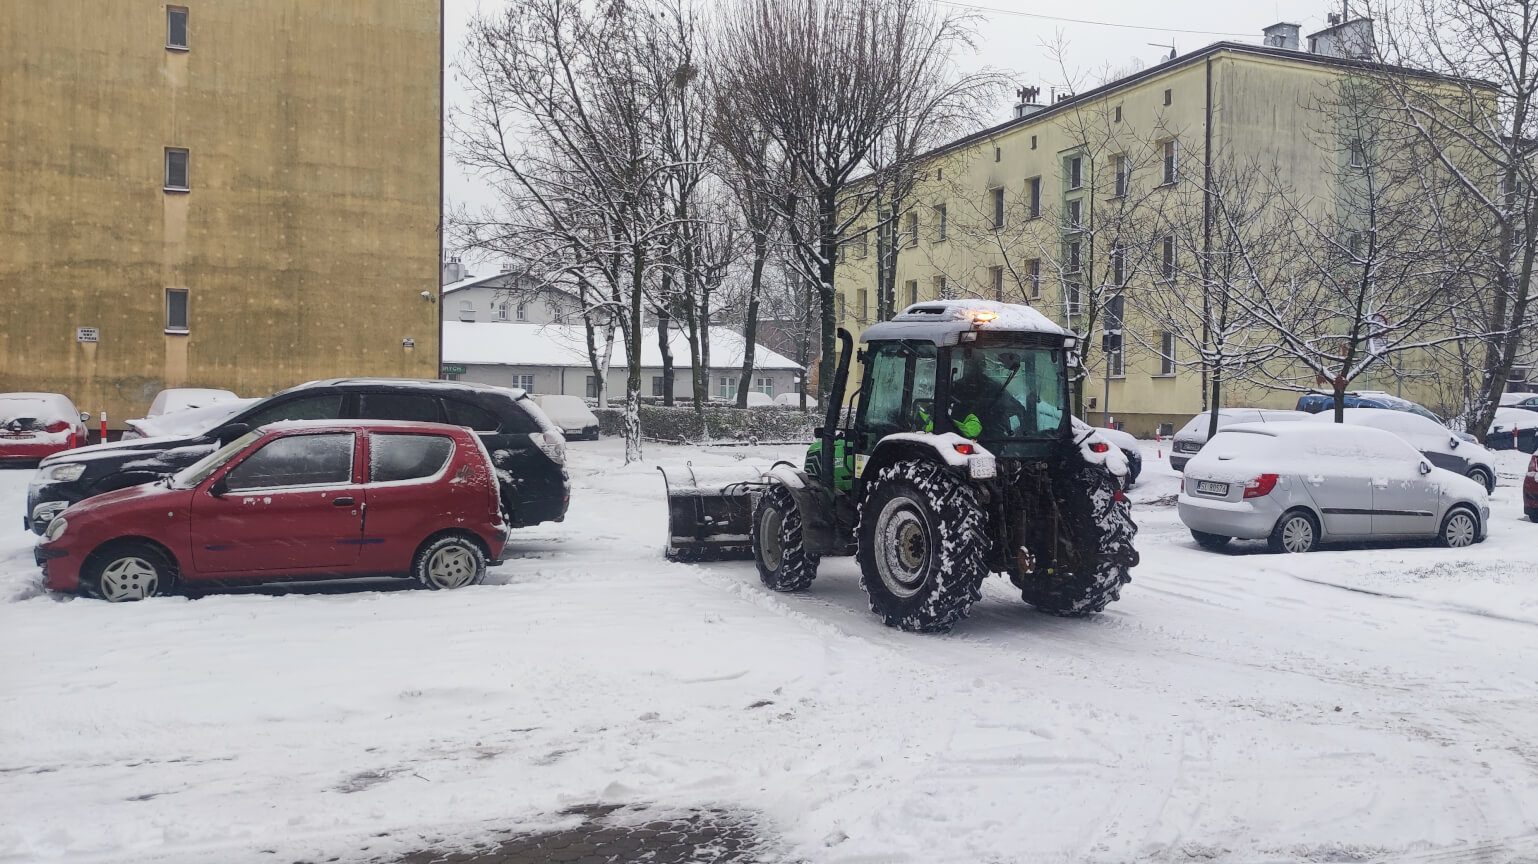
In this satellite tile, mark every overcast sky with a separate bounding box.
[442,0,1338,266]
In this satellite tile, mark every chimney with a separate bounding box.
[1262,22,1300,50]
[1012,85,1045,119]
[441,256,464,285]
[1307,17,1375,59]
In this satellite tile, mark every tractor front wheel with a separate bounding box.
[754,483,820,591]
[857,459,989,633]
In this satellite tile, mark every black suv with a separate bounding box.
[27,378,569,534]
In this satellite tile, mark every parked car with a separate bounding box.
[27,378,568,534]
[742,391,776,408]
[1,393,90,464]
[1500,391,1538,410]
[146,388,240,417]
[121,397,260,440]
[534,394,600,440]
[1093,426,1142,486]
[1525,453,1537,523]
[1295,390,1445,424]
[1306,408,1497,492]
[1169,408,1309,471]
[1488,407,1538,453]
[773,393,818,409]
[1178,422,1488,553]
[34,421,506,602]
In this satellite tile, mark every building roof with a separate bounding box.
[442,321,804,371]
[441,272,508,295]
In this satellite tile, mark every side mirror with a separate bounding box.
[1449,436,1460,450]
[215,423,250,445]
[79,411,91,424]
[1419,460,1432,475]
[209,476,229,497]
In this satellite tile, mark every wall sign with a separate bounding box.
[441,364,466,375]
[76,327,99,343]
[401,337,416,348]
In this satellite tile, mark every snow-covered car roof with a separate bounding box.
[0,393,78,420]
[1193,421,1427,476]
[1175,408,1308,439]
[128,398,260,439]
[1304,408,1487,459]
[147,388,239,417]
[1491,407,1538,433]
[859,300,1072,347]
[1093,426,1139,451]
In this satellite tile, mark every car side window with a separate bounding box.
[357,393,442,423]
[241,394,344,428]
[224,433,355,491]
[370,433,454,482]
[443,399,500,433]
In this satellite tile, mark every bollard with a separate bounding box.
[99,411,108,444]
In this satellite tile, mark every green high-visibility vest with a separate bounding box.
[919,406,982,439]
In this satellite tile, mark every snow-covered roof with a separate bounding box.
[861,300,1071,346]
[442,321,804,371]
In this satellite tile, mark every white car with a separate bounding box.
[1488,406,1538,452]
[533,394,600,440]
[773,392,817,409]
[1169,408,1310,472]
[1178,422,1489,553]
[1092,426,1142,486]
[121,397,260,441]
[1306,408,1497,492]
[146,388,239,417]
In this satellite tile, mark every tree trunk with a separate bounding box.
[1206,364,1223,440]
[657,273,674,406]
[816,194,839,405]
[624,245,645,464]
[1333,377,1347,423]
[736,236,766,408]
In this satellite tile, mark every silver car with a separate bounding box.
[1168,408,1309,471]
[1178,422,1489,553]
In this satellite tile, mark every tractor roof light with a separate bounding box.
[971,310,999,324]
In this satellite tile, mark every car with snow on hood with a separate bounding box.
[1178,422,1488,553]
[534,394,601,440]
[1305,408,1497,492]
[35,420,506,601]
[1,393,90,464]
[1168,408,1309,472]
[27,378,568,534]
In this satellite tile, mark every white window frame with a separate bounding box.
[1162,139,1179,185]
[717,375,738,400]
[165,287,189,333]
[754,376,773,395]
[990,187,1005,230]
[164,147,190,192]
[934,203,947,241]
[166,5,189,50]
[513,373,535,392]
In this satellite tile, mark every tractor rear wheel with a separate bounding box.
[1020,463,1138,616]
[753,483,819,591]
[856,459,989,633]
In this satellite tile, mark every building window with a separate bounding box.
[755,377,773,395]
[836,294,846,323]
[1114,105,1122,122]
[165,288,188,333]
[990,265,1004,301]
[994,146,1001,162]
[717,376,738,400]
[856,232,868,258]
[495,302,509,321]
[990,188,1005,230]
[1162,139,1178,185]
[1113,154,1129,198]
[1108,348,1126,377]
[1348,139,1367,168]
[1027,177,1041,218]
[166,5,188,50]
[1159,331,1177,376]
[904,279,918,307]
[1065,279,1082,315]
[1067,240,1081,273]
[651,376,665,397]
[1161,235,1176,278]
[904,212,918,247]
[1346,231,1366,258]
[933,203,947,241]
[933,274,949,299]
[585,376,599,398]
[1163,88,1173,106]
[1030,134,1037,150]
[858,289,868,323]
[513,374,535,392]
[1067,155,1083,190]
[164,147,189,191]
[458,299,475,321]
[1066,198,1082,229]
[516,301,528,321]
[1111,244,1126,285]
[1027,259,1041,298]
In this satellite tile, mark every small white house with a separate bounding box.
[441,321,804,401]
[442,270,585,326]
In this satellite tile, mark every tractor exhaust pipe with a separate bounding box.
[820,328,854,486]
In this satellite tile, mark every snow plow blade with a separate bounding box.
[658,464,765,561]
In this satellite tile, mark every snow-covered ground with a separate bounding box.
[3,441,1538,863]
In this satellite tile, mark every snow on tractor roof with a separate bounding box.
[860,300,1072,346]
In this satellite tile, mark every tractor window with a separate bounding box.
[858,341,937,441]
[947,345,1065,444]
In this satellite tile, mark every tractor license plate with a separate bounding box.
[1196,480,1229,497]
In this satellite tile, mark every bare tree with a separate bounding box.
[1364,0,1537,437]
[714,0,999,401]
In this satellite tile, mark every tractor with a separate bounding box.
[660,299,1139,632]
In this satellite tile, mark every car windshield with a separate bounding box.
[172,430,262,488]
[946,343,1065,443]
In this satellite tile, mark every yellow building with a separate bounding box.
[0,1,442,429]
[835,24,1473,435]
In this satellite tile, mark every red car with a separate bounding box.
[35,420,506,601]
[1,393,89,462]
[1525,453,1537,523]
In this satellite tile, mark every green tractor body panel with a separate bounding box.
[804,438,855,493]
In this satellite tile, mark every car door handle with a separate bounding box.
[333,496,355,506]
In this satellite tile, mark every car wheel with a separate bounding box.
[84,541,177,602]
[1438,507,1479,549]
[412,534,487,590]
[1466,466,1494,493]
[1267,510,1319,554]
[1190,530,1231,550]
